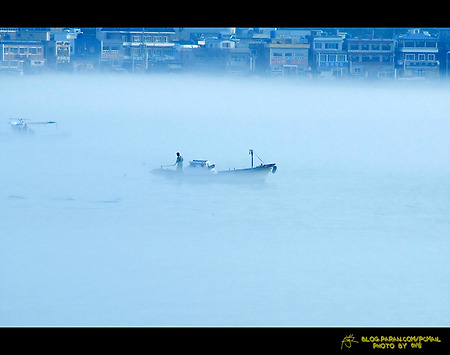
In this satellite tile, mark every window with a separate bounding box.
[285,52,292,57]
[337,54,346,62]
[415,41,425,47]
[320,54,327,62]
[426,41,436,47]
[382,55,391,63]
[350,44,359,51]
[405,54,415,61]
[315,42,322,49]
[404,41,414,47]
[418,54,425,61]
[382,44,391,51]
[132,35,140,42]
[273,52,282,57]
[361,44,369,51]
[154,36,162,43]
[19,47,26,54]
[325,42,338,49]
[371,44,380,51]
[328,54,336,61]
[428,54,435,61]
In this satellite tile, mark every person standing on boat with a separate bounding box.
[175,152,183,172]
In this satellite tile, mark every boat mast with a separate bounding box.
[249,149,254,168]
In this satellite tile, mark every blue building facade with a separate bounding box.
[1,27,449,79]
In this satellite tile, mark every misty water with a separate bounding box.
[1,74,449,326]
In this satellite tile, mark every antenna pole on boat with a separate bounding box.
[249,149,254,168]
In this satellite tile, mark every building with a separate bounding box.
[1,27,449,79]
[13,28,51,42]
[395,29,439,79]
[226,46,252,75]
[312,34,348,78]
[72,28,101,72]
[46,40,71,69]
[175,28,235,42]
[0,28,18,40]
[175,43,228,73]
[98,28,176,72]
[437,28,450,78]
[268,37,310,77]
[174,36,254,75]
[347,38,395,79]
[232,28,272,75]
[0,40,45,74]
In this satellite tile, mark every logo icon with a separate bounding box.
[341,334,359,350]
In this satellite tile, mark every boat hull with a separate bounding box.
[216,163,276,183]
[152,163,276,183]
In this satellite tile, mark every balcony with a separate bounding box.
[398,47,438,54]
[405,60,439,67]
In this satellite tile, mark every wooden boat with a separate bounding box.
[152,150,276,183]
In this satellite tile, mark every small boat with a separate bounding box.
[152,150,277,183]
[9,118,56,134]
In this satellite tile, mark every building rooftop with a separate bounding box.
[395,33,438,40]
[347,38,394,42]
[101,28,175,33]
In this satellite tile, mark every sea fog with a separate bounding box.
[0,74,449,326]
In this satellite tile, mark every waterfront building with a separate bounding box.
[312,34,348,78]
[0,40,45,74]
[72,28,101,72]
[46,39,71,70]
[347,38,395,79]
[268,37,310,77]
[395,29,439,79]
[0,27,449,80]
[97,28,176,72]
[437,28,450,78]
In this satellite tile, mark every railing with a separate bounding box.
[405,60,438,67]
